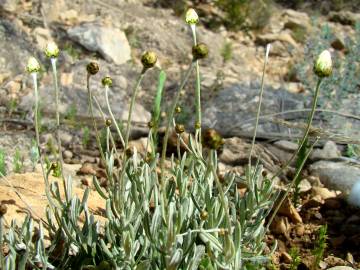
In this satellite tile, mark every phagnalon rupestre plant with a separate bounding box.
[0,9,333,270]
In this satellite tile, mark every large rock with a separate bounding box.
[282,9,312,32]
[327,267,356,270]
[201,84,304,137]
[309,161,360,195]
[329,11,360,26]
[67,23,131,65]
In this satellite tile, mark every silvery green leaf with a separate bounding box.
[93,176,108,199]
[168,249,183,270]
[66,175,73,202]
[187,245,205,270]
[199,232,222,252]
[224,234,235,263]
[135,260,151,270]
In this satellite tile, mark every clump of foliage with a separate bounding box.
[0,149,6,176]
[289,247,301,270]
[12,148,24,174]
[215,0,272,30]
[312,224,328,269]
[0,9,335,270]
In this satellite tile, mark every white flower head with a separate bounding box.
[185,8,199,25]
[314,50,332,77]
[26,57,41,73]
[45,41,60,58]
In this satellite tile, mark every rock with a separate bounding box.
[280,251,292,264]
[294,223,305,236]
[63,150,73,160]
[329,11,360,26]
[0,0,17,13]
[309,161,360,193]
[298,179,312,193]
[310,141,341,161]
[282,9,312,34]
[33,27,52,50]
[67,23,131,65]
[59,131,73,146]
[59,9,79,24]
[303,195,324,209]
[0,172,106,224]
[77,163,97,176]
[331,36,346,51]
[274,140,298,152]
[277,196,303,224]
[269,216,290,235]
[312,186,337,200]
[327,267,356,270]
[255,32,298,48]
[201,84,304,137]
[348,180,360,207]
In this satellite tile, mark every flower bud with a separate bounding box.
[86,62,99,75]
[185,8,199,25]
[175,124,185,134]
[175,106,182,114]
[141,51,157,69]
[203,128,224,150]
[194,121,201,130]
[105,119,112,127]
[192,43,208,60]
[147,120,154,129]
[102,76,113,87]
[45,41,60,58]
[26,57,41,73]
[200,210,208,220]
[313,50,332,78]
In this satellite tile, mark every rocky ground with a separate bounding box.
[0,0,360,269]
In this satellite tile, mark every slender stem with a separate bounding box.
[86,74,106,164]
[50,58,69,202]
[271,78,323,180]
[118,69,146,212]
[124,70,146,150]
[105,85,125,148]
[32,73,57,219]
[160,62,195,184]
[191,24,202,149]
[249,44,270,166]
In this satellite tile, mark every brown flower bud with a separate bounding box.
[175,124,185,134]
[202,128,224,150]
[141,51,157,69]
[192,43,208,60]
[86,62,99,75]
[148,120,155,129]
[125,147,134,158]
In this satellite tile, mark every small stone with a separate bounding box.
[63,150,73,160]
[310,141,340,161]
[269,216,290,235]
[298,179,312,193]
[303,195,324,209]
[324,198,342,209]
[327,267,356,270]
[277,196,303,224]
[274,140,298,151]
[331,37,346,51]
[312,187,336,200]
[81,178,90,187]
[294,224,305,236]
[77,163,96,176]
[280,251,292,264]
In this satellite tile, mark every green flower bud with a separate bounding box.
[44,41,60,58]
[313,50,332,78]
[141,51,157,69]
[194,121,201,129]
[175,124,185,134]
[102,76,113,87]
[185,8,199,25]
[147,120,155,128]
[26,57,41,73]
[86,62,99,75]
[203,128,224,150]
[200,210,208,220]
[192,43,208,60]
